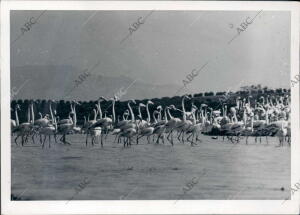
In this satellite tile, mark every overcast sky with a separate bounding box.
[11,10,290,94]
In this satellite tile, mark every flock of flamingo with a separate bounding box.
[11,94,291,148]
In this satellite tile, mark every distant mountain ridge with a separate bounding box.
[11,65,182,101]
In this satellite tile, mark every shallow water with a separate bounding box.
[11,134,290,200]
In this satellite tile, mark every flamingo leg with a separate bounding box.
[186,133,192,142]
[105,129,109,140]
[32,133,36,144]
[21,135,25,146]
[86,133,89,147]
[181,132,185,143]
[156,134,161,144]
[92,136,95,146]
[54,134,57,143]
[123,137,127,147]
[42,135,46,148]
[14,135,20,146]
[196,133,201,142]
[59,135,63,143]
[100,134,103,147]
[65,135,71,145]
[191,133,196,146]
[177,130,182,142]
[113,134,118,143]
[167,131,174,146]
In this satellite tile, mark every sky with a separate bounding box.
[11,10,290,95]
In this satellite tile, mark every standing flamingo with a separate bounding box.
[40,100,57,148]
[13,101,35,146]
[118,99,137,147]
[137,100,155,144]
[57,101,80,145]
[85,108,101,147]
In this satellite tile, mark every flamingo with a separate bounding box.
[136,103,147,128]
[153,107,168,144]
[57,101,79,145]
[85,108,101,147]
[11,105,20,135]
[176,95,193,144]
[39,100,57,148]
[275,121,288,147]
[118,99,137,147]
[165,105,181,145]
[34,112,50,128]
[137,100,155,144]
[111,109,130,143]
[186,105,203,145]
[13,101,34,146]
[89,96,114,146]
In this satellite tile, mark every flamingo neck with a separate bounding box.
[243,110,247,125]
[182,97,186,121]
[93,109,97,121]
[250,116,254,131]
[112,100,116,123]
[200,108,203,118]
[138,105,142,120]
[73,104,77,126]
[167,108,174,119]
[266,108,269,124]
[233,112,238,123]
[164,107,168,122]
[158,109,162,121]
[31,103,34,124]
[192,110,196,124]
[27,105,30,123]
[15,108,19,126]
[222,105,225,117]
[146,103,151,123]
[153,111,157,123]
[128,102,135,121]
[49,102,54,124]
[236,99,240,109]
[98,101,103,119]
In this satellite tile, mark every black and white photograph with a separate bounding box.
[1,1,300,215]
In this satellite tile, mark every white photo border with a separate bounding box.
[1,1,299,214]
